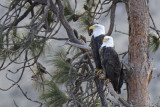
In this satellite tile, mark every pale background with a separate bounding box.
[0,0,160,106]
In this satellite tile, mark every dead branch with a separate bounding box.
[6,74,43,107]
[66,41,91,51]
[13,100,19,107]
[115,26,129,35]
[105,82,132,107]
[56,0,81,44]
[107,2,117,36]
[149,12,160,38]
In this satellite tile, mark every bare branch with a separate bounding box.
[107,2,117,36]
[0,3,8,8]
[149,12,160,38]
[31,0,47,5]
[13,3,38,26]
[34,35,68,40]
[115,25,129,35]
[13,100,19,107]
[66,41,91,51]
[56,0,81,44]
[6,74,43,107]
[17,84,43,107]
[105,82,132,107]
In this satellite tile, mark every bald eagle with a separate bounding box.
[89,24,105,73]
[99,36,124,93]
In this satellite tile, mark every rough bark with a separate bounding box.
[127,0,150,106]
[94,78,108,107]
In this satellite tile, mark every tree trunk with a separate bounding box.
[126,0,150,106]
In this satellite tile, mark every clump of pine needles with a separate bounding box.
[47,11,54,27]
[47,48,77,84]
[78,12,93,31]
[63,0,74,22]
[40,81,67,107]
[148,32,160,53]
[40,47,79,106]
[78,0,97,31]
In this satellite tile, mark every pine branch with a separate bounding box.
[40,81,67,107]
[47,48,77,84]
[78,12,93,31]
[148,32,160,52]
[105,82,132,107]
[64,0,74,16]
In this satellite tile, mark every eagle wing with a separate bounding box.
[90,35,105,69]
[100,47,123,93]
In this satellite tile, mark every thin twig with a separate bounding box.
[6,74,43,107]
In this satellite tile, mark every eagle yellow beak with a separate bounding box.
[103,38,108,42]
[89,26,95,30]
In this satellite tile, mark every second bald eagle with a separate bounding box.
[99,36,124,93]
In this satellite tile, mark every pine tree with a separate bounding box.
[0,0,159,106]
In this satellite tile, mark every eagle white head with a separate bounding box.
[101,36,114,48]
[89,24,105,38]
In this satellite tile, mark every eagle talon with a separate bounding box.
[106,88,109,94]
[96,69,103,76]
[104,78,110,84]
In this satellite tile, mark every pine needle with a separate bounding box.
[148,32,160,53]
[47,11,54,27]
[78,12,93,31]
[64,0,74,16]
[47,48,77,84]
[40,81,67,107]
